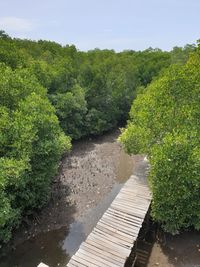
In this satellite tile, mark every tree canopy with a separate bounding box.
[0,30,197,242]
[120,44,200,233]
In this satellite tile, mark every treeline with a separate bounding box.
[120,41,200,233]
[0,30,196,242]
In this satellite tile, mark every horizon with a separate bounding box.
[1,29,198,53]
[0,0,199,52]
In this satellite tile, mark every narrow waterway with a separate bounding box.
[0,130,144,267]
[1,130,199,267]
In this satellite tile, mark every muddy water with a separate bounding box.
[0,130,142,267]
[135,224,200,267]
[146,229,200,267]
[1,130,199,267]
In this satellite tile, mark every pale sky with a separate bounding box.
[0,0,199,51]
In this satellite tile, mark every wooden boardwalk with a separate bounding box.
[67,174,151,267]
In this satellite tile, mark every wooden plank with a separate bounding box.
[87,234,130,256]
[116,193,149,203]
[115,199,149,212]
[112,202,150,216]
[85,238,128,259]
[121,186,149,193]
[78,248,120,267]
[111,203,147,219]
[100,216,139,234]
[118,193,151,202]
[67,263,77,267]
[116,191,143,199]
[119,192,150,200]
[72,254,99,267]
[86,235,130,258]
[67,262,79,267]
[120,189,151,199]
[95,223,134,243]
[81,243,124,265]
[125,180,149,186]
[93,228,133,247]
[101,212,139,230]
[107,208,143,223]
[122,187,149,195]
[81,242,125,263]
[103,212,142,229]
[69,258,87,266]
[90,231,131,249]
[116,194,149,203]
[97,220,137,238]
[105,210,142,227]
[67,172,151,267]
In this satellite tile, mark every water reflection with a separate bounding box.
[63,182,122,257]
[0,228,69,267]
[116,148,137,183]
[0,142,141,267]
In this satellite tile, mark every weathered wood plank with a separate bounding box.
[111,203,147,219]
[103,212,141,230]
[93,228,133,247]
[81,243,124,265]
[105,210,142,227]
[95,223,134,243]
[87,234,130,256]
[107,207,143,223]
[97,220,137,237]
[78,248,120,267]
[68,258,87,266]
[90,231,131,249]
[100,216,139,235]
[72,254,99,267]
[85,238,128,259]
[67,171,151,267]
[81,242,125,262]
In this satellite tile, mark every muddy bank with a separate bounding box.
[2,129,198,267]
[135,222,200,267]
[0,129,143,267]
[146,229,200,267]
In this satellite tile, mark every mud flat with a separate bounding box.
[146,229,200,267]
[0,130,143,267]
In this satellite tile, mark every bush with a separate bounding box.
[120,46,200,233]
[0,64,71,242]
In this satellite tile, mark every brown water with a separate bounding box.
[146,229,200,267]
[2,131,198,267]
[0,132,139,267]
[135,223,200,267]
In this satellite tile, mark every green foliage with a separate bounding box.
[120,46,200,233]
[51,85,87,139]
[0,64,71,242]
[170,44,196,65]
[0,31,196,241]
[149,133,200,233]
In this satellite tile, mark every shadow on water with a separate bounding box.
[131,222,200,267]
[0,197,76,267]
[0,228,70,267]
[0,183,76,267]
[149,228,200,267]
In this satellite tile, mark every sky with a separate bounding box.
[0,0,199,51]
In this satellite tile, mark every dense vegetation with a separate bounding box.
[0,29,196,242]
[120,42,200,233]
